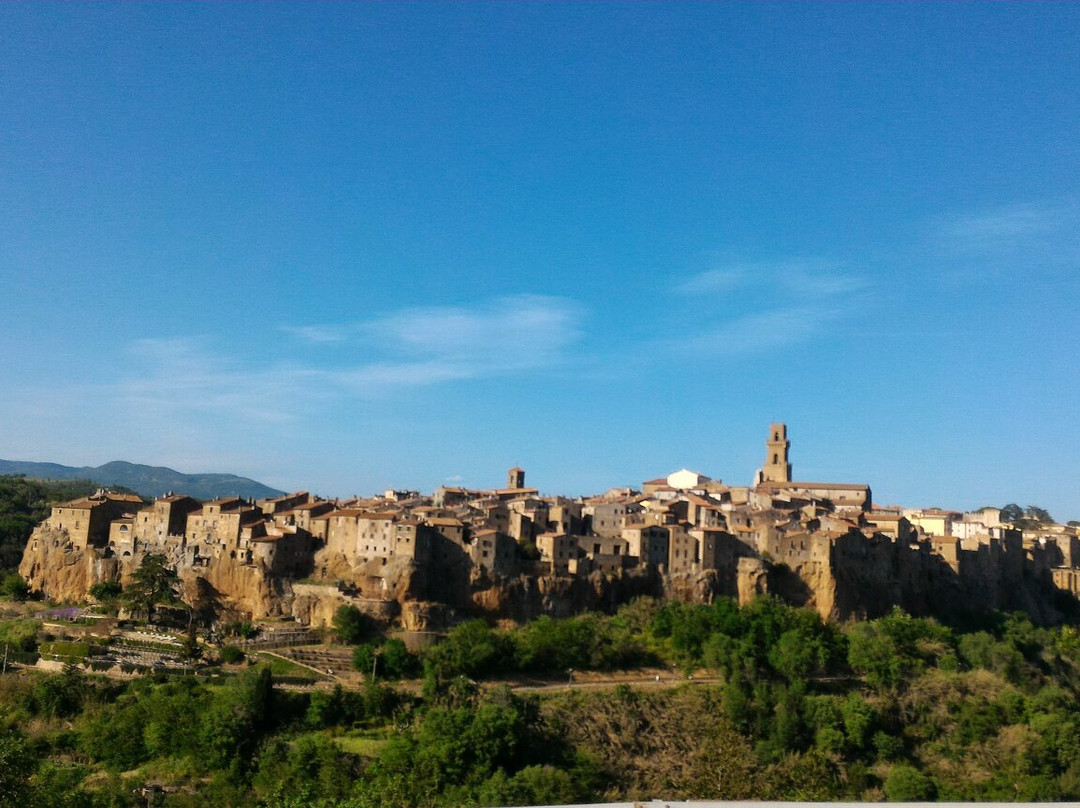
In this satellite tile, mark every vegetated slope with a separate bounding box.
[0,458,284,501]
[3,598,1080,806]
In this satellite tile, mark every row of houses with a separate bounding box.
[29,425,1080,607]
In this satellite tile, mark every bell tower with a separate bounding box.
[760,422,791,483]
[507,466,525,490]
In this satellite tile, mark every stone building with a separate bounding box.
[46,491,143,549]
[17,425,1080,628]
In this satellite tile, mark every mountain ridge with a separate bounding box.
[0,458,285,501]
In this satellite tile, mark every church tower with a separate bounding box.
[760,422,792,483]
[507,466,525,490]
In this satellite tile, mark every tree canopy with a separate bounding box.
[120,554,180,623]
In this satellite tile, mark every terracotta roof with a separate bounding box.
[684,493,722,508]
[327,508,366,519]
[292,501,333,512]
[261,491,308,502]
[58,498,98,510]
[107,493,145,503]
[757,482,870,491]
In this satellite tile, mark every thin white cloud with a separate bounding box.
[676,258,867,300]
[280,324,351,344]
[117,337,322,424]
[934,199,1080,260]
[668,257,868,358]
[679,307,839,357]
[110,295,586,424]
[359,294,582,371]
[674,267,747,295]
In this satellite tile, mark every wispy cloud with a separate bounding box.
[358,294,582,372]
[679,307,841,356]
[279,324,351,344]
[117,337,322,424]
[112,295,586,424]
[933,199,1080,262]
[669,257,869,357]
[675,267,747,295]
[676,258,867,300]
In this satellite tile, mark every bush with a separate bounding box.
[333,605,375,645]
[0,573,29,601]
[88,580,123,601]
[352,643,378,676]
[226,620,257,639]
[220,645,245,664]
[0,619,40,652]
[884,765,936,801]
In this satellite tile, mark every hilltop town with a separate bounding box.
[18,424,1080,629]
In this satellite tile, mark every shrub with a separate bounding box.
[884,765,936,801]
[88,580,123,602]
[220,645,245,664]
[0,573,29,601]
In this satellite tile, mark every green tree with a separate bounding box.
[884,765,937,801]
[1001,503,1055,529]
[0,573,29,601]
[332,604,375,644]
[1025,505,1054,524]
[847,608,953,691]
[352,643,378,677]
[120,554,179,623]
[0,731,35,808]
[87,580,122,602]
[1000,503,1024,524]
[380,638,419,679]
[423,619,512,690]
[33,664,90,718]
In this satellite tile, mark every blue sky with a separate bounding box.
[2,4,1078,519]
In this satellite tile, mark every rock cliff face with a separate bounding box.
[19,529,122,604]
[22,520,1069,631]
[19,526,290,619]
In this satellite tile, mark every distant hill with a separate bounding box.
[0,459,285,501]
